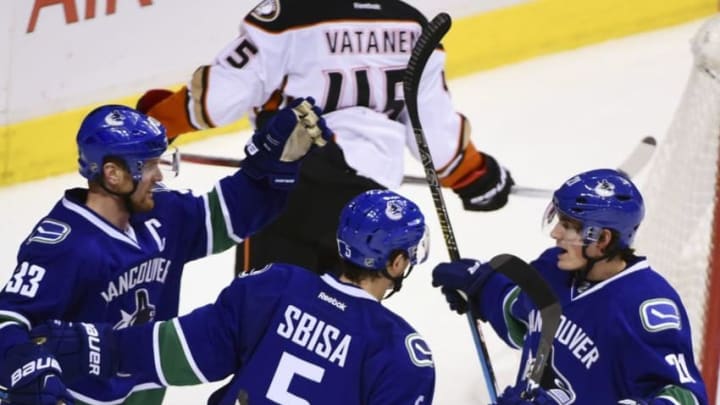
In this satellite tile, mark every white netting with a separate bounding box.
[634,14,720,369]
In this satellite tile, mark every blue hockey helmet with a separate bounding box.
[544,168,645,248]
[77,105,168,181]
[337,190,429,270]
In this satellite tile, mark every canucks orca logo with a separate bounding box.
[114,289,157,329]
[27,219,71,245]
[405,333,433,368]
[640,298,681,332]
[524,347,576,404]
[385,199,405,220]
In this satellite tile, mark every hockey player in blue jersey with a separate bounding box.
[432,169,708,405]
[28,189,435,405]
[0,98,330,405]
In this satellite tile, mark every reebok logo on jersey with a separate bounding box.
[640,298,681,332]
[27,219,71,245]
[318,291,347,311]
[353,2,381,10]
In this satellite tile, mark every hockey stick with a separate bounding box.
[178,135,656,198]
[401,135,657,196]
[401,12,501,402]
[488,254,562,395]
[178,152,555,197]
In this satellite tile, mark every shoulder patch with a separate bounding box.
[639,298,681,332]
[404,333,433,367]
[251,0,281,22]
[27,219,71,245]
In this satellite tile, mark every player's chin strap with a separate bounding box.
[381,265,414,300]
[576,235,622,282]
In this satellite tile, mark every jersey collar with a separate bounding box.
[570,258,649,301]
[320,274,377,301]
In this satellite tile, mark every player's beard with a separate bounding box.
[129,183,156,212]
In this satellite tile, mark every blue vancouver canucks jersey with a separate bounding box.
[0,171,288,404]
[113,264,436,405]
[477,247,708,404]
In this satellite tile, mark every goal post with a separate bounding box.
[707,172,720,404]
[634,14,720,404]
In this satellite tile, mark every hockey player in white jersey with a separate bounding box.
[135,0,514,276]
[432,169,708,404]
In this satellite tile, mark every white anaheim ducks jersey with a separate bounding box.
[181,0,468,188]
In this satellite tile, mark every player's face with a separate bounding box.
[550,215,587,271]
[130,158,163,212]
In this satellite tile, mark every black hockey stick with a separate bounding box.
[401,12,501,402]
[488,254,562,395]
[178,135,656,198]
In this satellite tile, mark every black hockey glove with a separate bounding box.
[242,97,332,189]
[30,320,117,384]
[453,153,514,211]
[0,341,75,405]
[431,259,494,315]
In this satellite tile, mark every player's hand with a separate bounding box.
[242,97,332,189]
[453,152,514,211]
[0,341,75,405]
[496,384,555,404]
[30,320,117,384]
[431,259,493,315]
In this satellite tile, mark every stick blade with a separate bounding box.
[617,135,657,179]
[488,254,562,385]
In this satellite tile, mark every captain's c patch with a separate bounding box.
[640,298,681,332]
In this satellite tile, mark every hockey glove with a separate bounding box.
[30,320,117,384]
[496,384,556,405]
[242,97,332,189]
[453,153,514,211]
[431,259,494,315]
[0,342,75,405]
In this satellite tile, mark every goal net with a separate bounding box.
[634,14,720,404]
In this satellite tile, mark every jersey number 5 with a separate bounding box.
[226,39,259,69]
[266,352,325,404]
[4,262,46,298]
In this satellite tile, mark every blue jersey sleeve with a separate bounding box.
[115,266,291,385]
[155,170,289,263]
[363,335,435,404]
[0,234,99,327]
[473,248,562,350]
[610,289,708,404]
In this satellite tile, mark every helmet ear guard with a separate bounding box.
[77,105,171,182]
